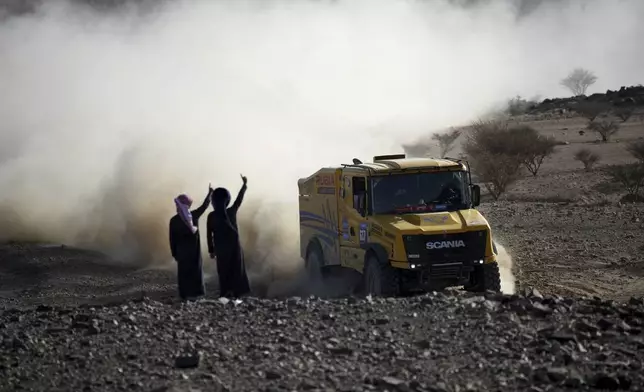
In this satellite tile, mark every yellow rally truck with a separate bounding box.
[298,154,501,296]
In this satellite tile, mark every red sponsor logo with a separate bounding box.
[315,174,335,187]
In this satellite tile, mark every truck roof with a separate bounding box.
[298,157,467,184]
[345,157,466,173]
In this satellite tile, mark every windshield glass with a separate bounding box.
[371,171,470,214]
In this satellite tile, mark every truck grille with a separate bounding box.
[403,230,487,263]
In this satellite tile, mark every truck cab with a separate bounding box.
[298,154,501,296]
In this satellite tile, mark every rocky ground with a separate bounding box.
[479,201,644,302]
[2,289,644,392]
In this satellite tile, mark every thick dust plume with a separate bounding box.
[495,242,515,295]
[1,0,643,292]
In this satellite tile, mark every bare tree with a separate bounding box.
[574,148,601,171]
[626,140,644,163]
[503,126,557,177]
[463,120,523,200]
[431,128,462,157]
[588,120,620,142]
[522,136,557,177]
[469,152,523,200]
[560,68,598,96]
[613,107,634,123]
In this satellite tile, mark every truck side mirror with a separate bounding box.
[471,184,481,207]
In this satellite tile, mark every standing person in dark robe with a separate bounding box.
[206,175,251,298]
[169,186,212,301]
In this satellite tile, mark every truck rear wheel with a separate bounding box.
[363,252,399,297]
[465,262,501,293]
[305,243,324,285]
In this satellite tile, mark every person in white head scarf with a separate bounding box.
[169,185,213,301]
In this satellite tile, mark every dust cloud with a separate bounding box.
[1,0,643,291]
[495,242,515,295]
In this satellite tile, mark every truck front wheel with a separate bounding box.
[363,252,399,297]
[465,262,501,293]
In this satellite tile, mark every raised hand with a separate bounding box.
[240,174,247,185]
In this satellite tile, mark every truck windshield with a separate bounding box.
[371,171,470,214]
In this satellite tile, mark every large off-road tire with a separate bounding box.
[466,261,501,293]
[305,243,325,284]
[363,252,399,297]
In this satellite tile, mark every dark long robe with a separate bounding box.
[206,184,250,298]
[169,192,210,300]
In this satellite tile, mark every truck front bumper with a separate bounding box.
[398,258,490,290]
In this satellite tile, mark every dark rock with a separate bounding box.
[617,374,632,390]
[377,376,409,391]
[530,302,553,317]
[414,340,431,349]
[628,297,643,306]
[547,329,577,343]
[174,353,200,369]
[265,370,282,380]
[378,376,405,386]
[575,320,600,333]
[329,346,354,356]
[374,316,390,325]
[597,318,615,330]
[591,373,621,390]
[36,305,52,312]
[565,368,585,387]
[546,367,568,382]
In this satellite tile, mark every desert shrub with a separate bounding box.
[613,107,634,123]
[431,128,462,158]
[507,126,557,177]
[505,95,539,116]
[560,68,597,96]
[470,153,525,201]
[606,164,644,197]
[463,120,524,200]
[571,101,610,122]
[574,148,600,171]
[587,120,620,142]
[625,140,644,163]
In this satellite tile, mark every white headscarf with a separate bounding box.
[174,194,198,234]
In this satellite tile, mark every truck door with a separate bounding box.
[338,172,368,271]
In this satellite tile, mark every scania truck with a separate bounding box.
[297,154,501,296]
